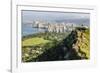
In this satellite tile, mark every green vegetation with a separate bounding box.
[22,28,90,62]
[22,32,70,62]
[64,28,90,59]
[22,37,51,46]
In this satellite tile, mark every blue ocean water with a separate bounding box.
[22,24,46,36]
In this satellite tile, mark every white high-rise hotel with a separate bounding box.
[32,20,82,33]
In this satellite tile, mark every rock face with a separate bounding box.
[63,27,90,59]
[35,28,90,61]
[34,27,90,61]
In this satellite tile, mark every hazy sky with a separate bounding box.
[22,10,90,25]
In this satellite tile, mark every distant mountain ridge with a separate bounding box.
[55,18,90,27]
[23,18,90,27]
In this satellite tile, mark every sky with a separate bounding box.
[22,10,90,25]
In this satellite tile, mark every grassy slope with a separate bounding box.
[22,32,69,62]
[22,28,90,62]
[22,37,51,46]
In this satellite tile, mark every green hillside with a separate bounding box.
[22,27,90,62]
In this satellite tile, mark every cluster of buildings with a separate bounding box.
[32,20,87,33]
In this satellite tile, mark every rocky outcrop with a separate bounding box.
[63,27,90,59]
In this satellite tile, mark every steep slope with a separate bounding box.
[63,27,90,59]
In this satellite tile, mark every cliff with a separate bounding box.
[63,27,90,59]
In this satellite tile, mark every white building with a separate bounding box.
[32,20,79,33]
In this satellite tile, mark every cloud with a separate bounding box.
[22,10,90,23]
